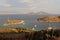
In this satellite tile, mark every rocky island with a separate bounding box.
[3,20,24,26]
[37,16,60,22]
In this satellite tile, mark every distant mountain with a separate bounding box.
[28,11,50,15]
[37,11,49,15]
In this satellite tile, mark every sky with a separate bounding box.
[0,0,60,14]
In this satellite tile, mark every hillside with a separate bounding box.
[0,28,60,40]
[0,28,33,33]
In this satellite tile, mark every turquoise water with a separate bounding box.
[0,14,60,30]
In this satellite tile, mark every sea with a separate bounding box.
[0,14,60,30]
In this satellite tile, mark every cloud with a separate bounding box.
[0,0,11,7]
[0,4,11,7]
[0,0,59,14]
[17,0,34,3]
[29,6,38,12]
[30,7,37,10]
[40,0,48,4]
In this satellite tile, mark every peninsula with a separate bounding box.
[37,16,60,22]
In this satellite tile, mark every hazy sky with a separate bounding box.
[0,0,60,14]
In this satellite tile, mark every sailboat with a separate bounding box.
[32,25,37,30]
